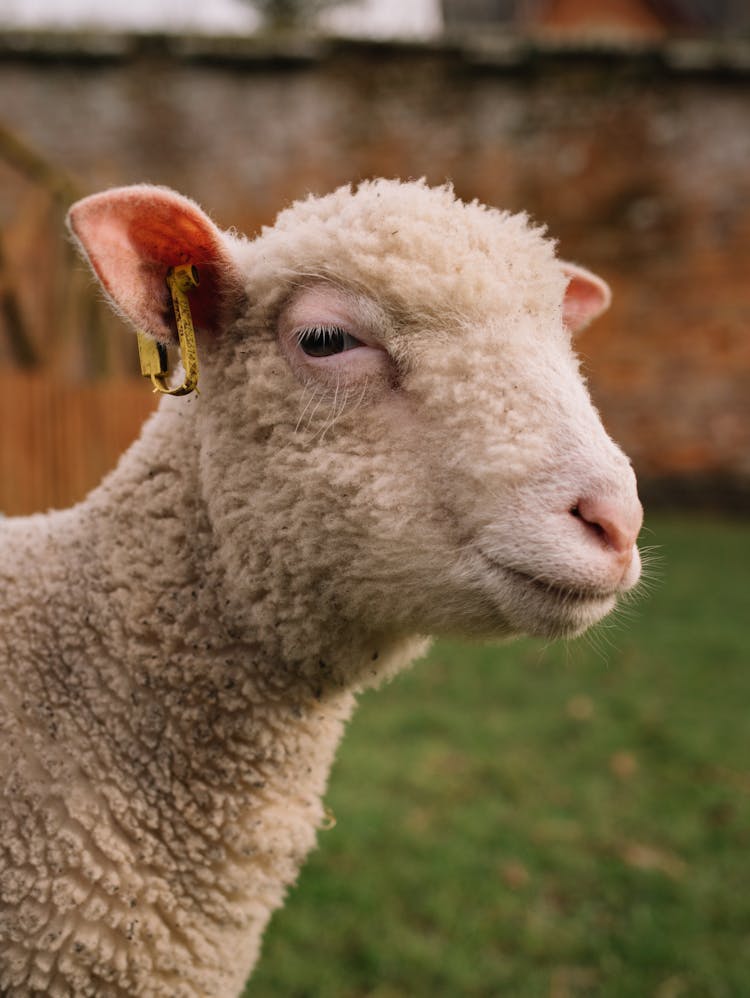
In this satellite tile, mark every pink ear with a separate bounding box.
[561,262,612,334]
[67,185,241,343]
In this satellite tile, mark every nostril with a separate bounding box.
[573,495,642,556]
[570,503,609,546]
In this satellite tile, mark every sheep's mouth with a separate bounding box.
[478,551,616,605]
[506,567,612,603]
[468,548,620,639]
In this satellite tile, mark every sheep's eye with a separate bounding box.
[297,325,363,358]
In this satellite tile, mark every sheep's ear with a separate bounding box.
[561,262,611,334]
[67,185,242,343]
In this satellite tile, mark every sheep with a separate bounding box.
[0,179,642,998]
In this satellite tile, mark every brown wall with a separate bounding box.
[0,372,157,516]
[1,32,749,512]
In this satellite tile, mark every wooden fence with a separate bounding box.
[0,371,158,516]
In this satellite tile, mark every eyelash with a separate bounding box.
[296,325,363,358]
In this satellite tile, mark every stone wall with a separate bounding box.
[1,31,748,507]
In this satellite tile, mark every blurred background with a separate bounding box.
[1,2,748,996]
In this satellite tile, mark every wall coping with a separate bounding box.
[1,28,749,77]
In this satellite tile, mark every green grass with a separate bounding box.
[245,516,750,997]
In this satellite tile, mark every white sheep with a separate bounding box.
[0,179,642,997]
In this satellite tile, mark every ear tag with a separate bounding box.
[137,263,200,397]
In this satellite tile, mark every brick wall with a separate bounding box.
[0,32,748,511]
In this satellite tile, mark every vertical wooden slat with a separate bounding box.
[0,371,157,516]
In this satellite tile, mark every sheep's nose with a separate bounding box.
[572,494,643,565]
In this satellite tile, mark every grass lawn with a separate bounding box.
[245,516,750,997]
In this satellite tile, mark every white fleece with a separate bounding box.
[0,179,640,997]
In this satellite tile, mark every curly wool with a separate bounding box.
[1,179,632,997]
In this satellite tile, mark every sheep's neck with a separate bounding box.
[6,402,377,995]
[61,397,362,792]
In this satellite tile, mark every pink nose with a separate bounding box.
[573,494,643,562]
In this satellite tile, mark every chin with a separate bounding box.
[439,584,616,643]
[482,571,620,641]
[461,551,623,640]
[522,593,618,640]
[429,550,634,643]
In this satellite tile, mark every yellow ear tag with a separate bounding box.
[136,264,200,397]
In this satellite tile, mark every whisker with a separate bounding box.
[294,384,320,434]
[304,388,327,432]
[316,370,341,443]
